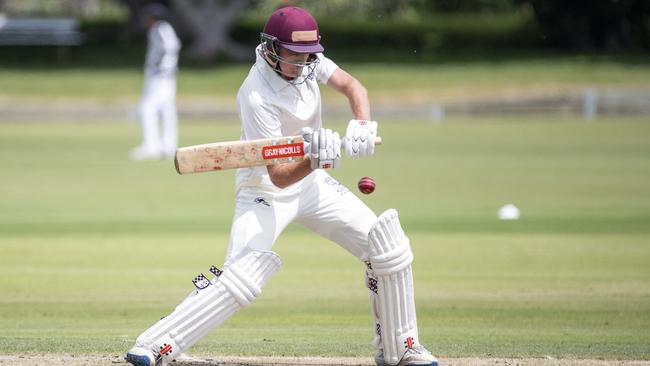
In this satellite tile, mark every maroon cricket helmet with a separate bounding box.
[262,6,324,54]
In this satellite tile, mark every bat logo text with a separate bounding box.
[262,143,303,160]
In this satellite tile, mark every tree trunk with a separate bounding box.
[171,0,252,62]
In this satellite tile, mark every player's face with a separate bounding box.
[141,15,156,30]
[277,47,309,80]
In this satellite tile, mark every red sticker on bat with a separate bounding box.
[262,142,303,160]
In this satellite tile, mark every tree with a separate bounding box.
[171,0,251,61]
[523,0,650,50]
[119,0,252,62]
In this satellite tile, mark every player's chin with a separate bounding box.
[282,67,301,78]
[281,74,300,82]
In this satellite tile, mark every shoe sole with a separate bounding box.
[125,353,153,366]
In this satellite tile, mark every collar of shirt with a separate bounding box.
[254,45,298,93]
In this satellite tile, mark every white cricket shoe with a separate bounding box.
[376,345,439,366]
[130,145,162,161]
[125,346,157,366]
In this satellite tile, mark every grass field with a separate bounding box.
[1,115,649,361]
[2,57,650,104]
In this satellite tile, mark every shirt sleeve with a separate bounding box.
[144,27,161,70]
[146,22,179,76]
[159,23,180,53]
[314,53,339,84]
[157,22,180,74]
[238,87,282,141]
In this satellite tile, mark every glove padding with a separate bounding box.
[343,119,378,159]
[301,127,341,169]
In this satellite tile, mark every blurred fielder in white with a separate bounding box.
[130,4,181,161]
[126,6,438,366]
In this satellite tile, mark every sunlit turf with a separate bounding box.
[2,58,650,103]
[1,117,649,359]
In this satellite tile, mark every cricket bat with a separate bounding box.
[174,135,381,175]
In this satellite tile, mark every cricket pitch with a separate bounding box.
[0,355,649,366]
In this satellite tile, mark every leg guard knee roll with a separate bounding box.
[134,250,282,364]
[368,209,413,275]
[220,256,264,306]
[368,209,420,366]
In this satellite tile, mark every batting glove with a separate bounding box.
[302,127,341,169]
[343,119,378,159]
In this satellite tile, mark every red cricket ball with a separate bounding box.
[358,176,376,194]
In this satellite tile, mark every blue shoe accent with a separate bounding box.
[402,358,439,366]
[125,352,153,366]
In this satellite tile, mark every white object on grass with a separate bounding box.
[498,204,520,220]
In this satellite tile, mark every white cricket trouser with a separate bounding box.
[226,169,378,265]
[139,75,178,155]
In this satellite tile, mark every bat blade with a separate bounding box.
[174,135,306,175]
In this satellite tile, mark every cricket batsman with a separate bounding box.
[126,6,438,366]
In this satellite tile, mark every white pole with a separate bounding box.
[430,104,445,123]
[583,89,597,121]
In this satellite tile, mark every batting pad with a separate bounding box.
[368,209,419,366]
[135,250,282,364]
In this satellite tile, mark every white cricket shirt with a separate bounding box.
[235,45,339,190]
[144,20,180,78]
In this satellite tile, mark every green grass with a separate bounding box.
[2,57,650,103]
[1,117,649,359]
